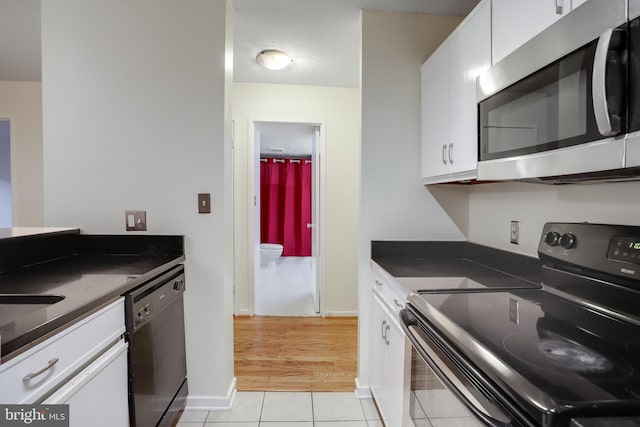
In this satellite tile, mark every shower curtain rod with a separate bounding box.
[261,156,311,162]
[260,154,312,160]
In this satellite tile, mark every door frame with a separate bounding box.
[0,118,12,227]
[246,118,327,316]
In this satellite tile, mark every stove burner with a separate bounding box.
[538,339,613,373]
[503,332,634,381]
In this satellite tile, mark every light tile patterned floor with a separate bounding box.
[177,391,383,427]
[256,257,317,316]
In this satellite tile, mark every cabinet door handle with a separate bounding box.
[555,0,563,14]
[442,144,448,165]
[385,325,390,345]
[448,143,454,165]
[374,280,383,289]
[394,299,404,309]
[381,320,387,340]
[23,358,59,381]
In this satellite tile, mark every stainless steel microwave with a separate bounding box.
[476,0,635,183]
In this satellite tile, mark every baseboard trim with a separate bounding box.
[186,377,237,411]
[354,377,372,399]
[234,308,251,316]
[325,310,358,317]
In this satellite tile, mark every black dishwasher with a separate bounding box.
[125,264,188,427]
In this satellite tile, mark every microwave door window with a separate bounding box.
[480,40,599,161]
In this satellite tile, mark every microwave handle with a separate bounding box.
[593,28,622,137]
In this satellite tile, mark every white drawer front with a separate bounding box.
[0,298,125,403]
[372,271,407,316]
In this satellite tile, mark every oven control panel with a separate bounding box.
[608,236,640,265]
[538,222,640,281]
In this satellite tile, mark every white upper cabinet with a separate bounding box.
[421,41,451,181]
[448,1,491,176]
[572,0,589,9]
[421,0,491,183]
[492,0,588,65]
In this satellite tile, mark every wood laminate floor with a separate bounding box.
[234,315,358,392]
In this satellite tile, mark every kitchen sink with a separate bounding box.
[0,294,65,304]
[0,294,67,328]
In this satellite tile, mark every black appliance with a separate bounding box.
[401,223,640,426]
[125,265,188,427]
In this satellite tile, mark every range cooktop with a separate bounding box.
[404,223,640,426]
[410,289,640,408]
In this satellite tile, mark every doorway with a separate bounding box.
[0,120,11,227]
[250,121,324,316]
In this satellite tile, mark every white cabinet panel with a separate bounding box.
[369,291,407,427]
[448,1,491,176]
[492,0,571,64]
[384,315,408,427]
[369,292,387,409]
[421,1,490,183]
[0,298,125,404]
[43,340,129,427]
[421,41,450,181]
[572,0,588,9]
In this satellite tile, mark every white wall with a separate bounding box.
[358,10,464,395]
[467,181,640,257]
[233,82,361,316]
[0,81,43,226]
[41,0,235,409]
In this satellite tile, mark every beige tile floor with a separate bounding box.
[177,391,383,427]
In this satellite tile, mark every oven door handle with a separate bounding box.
[400,310,513,427]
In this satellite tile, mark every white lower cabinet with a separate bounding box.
[369,291,409,427]
[0,298,129,426]
[43,339,129,427]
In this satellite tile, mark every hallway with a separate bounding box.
[234,316,358,391]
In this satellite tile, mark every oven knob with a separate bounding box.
[544,231,560,246]
[560,233,576,249]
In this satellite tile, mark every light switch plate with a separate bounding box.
[125,210,147,231]
[198,193,211,214]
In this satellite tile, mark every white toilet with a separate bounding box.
[260,243,283,267]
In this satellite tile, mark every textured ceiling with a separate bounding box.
[0,0,480,86]
[232,0,481,88]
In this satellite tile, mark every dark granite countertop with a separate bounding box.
[371,241,542,292]
[0,233,184,362]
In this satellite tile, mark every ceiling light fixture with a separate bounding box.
[256,49,293,71]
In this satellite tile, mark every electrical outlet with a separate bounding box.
[510,220,520,244]
[125,210,147,231]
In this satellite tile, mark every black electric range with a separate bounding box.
[402,223,640,427]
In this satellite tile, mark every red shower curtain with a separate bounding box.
[260,158,312,256]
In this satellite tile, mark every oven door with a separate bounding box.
[476,0,627,181]
[400,308,525,427]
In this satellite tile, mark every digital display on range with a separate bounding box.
[608,235,640,264]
